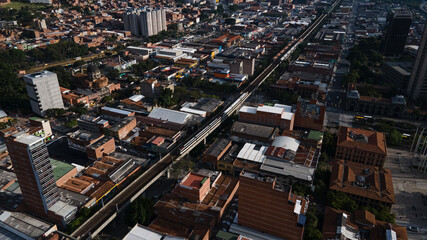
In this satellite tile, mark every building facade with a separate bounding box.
[238,172,307,240]
[407,22,427,100]
[336,127,387,168]
[24,71,64,116]
[123,8,167,37]
[239,104,295,130]
[5,133,76,225]
[382,9,412,56]
[345,90,406,117]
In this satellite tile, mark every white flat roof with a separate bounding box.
[180,107,206,116]
[272,136,300,152]
[15,134,43,146]
[102,106,132,116]
[257,105,283,115]
[239,106,257,114]
[48,200,77,218]
[237,143,266,163]
[281,112,294,120]
[123,224,163,240]
[274,103,292,112]
[148,107,192,125]
[129,95,144,102]
[260,159,314,181]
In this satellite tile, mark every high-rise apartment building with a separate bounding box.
[407,22,427,100]
[382,9,412,56]
[123,8,167,37]
[236,171,308,240]
[24,71,64,116]
[5,132,76,226]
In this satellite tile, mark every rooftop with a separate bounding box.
[338,127,387,154]
[51,159,75,181]
[205,138,231,158]
[180,172,208,190]
[0,210,55,239]
[148,108,192,125]
[231,121,277,139]
[24,70,56,80]
[236,143,267,164]
[102,106,133,116]
[330,159,395,204]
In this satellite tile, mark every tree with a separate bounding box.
[322,131,337,157]
[45,108,66,118]
[319,152,328,163]
[126,197,155,226]
[48,66,74,89]
[158,88,175,107]
[328,191,358,212]
[101,96,113,103]
[303,206,323,240]
[107,69,120,80]
[225,18,236,25]
[387,129,402,146]
[69,103,87,115]
[229,5,239,12]
[73,60,85,68]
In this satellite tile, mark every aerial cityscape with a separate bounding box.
[0,0,426,239]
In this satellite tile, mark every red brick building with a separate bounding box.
[104,117,137,140]
[239,104,295,130]
[150,170,239,239]
[238,171,308,240]
[336,127,387,168]
[203,138,232,167]
[293,100,326,131]
[86,136,115,160]
[173,172,211,203]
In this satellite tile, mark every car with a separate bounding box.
[408,226,419,232]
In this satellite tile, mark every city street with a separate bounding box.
[386,147,427,239]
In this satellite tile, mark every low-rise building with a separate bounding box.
[322,207,407,240]
[86,136,115,160]
[77,115,109,134]
[140,78,175,98]
[104,117,137,140]
[330,159,395,208]
[203,138,232,167]
[345,90,406,117]
[239,104,294,130]
[67,130,104,152]
[0,210,57,240]
[293,100,326,131]
[101,107,135,122]
[148,108,194,125]
[336,127,387,168]
[149,170,239,239]
[230,121,278,145]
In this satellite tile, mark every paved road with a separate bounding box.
[386,148,427,240]
[27,51,115,73]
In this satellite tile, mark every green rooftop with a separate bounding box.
[29,116,45,122]
[307,130,323,141]
[50,159,75,181]
[215,230,239,240]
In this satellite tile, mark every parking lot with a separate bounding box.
[386,147,427,239]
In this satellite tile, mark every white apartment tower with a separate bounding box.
[24,71,64,116]
[123,8,167,37]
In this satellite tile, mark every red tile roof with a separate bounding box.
[330,159,395,204]
[337,126,387,154]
